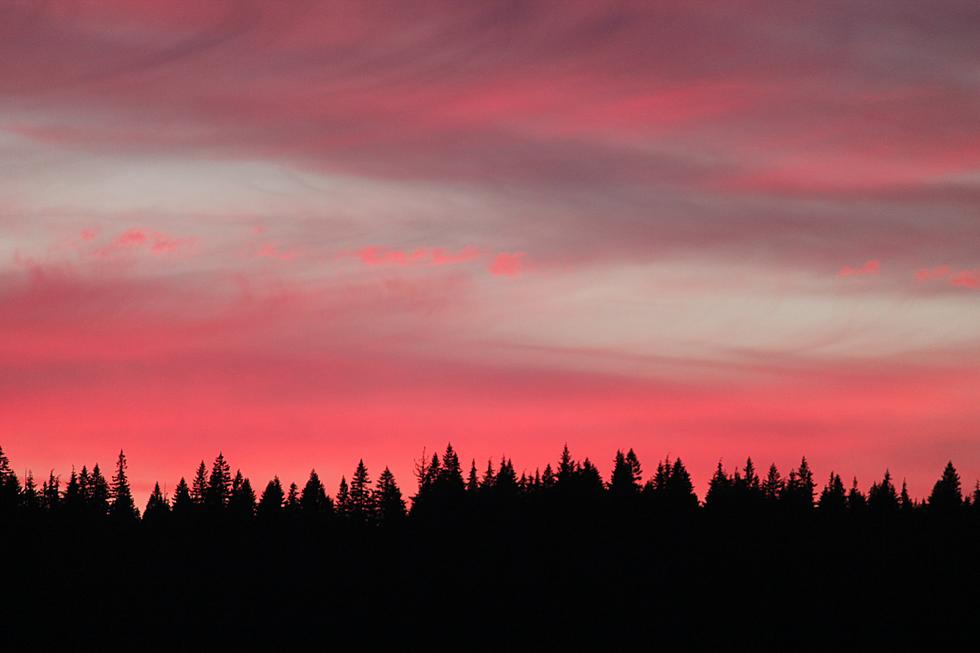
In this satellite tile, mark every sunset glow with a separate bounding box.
[2,1,979,500]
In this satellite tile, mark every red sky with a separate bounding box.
[2,1,979,501]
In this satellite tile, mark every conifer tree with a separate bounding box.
[761,463,783,504]
[284,482,300,514]
[144,482,171,524]
[928,461,962,512]
[818,473,847,514]
[257,477,285,519]
[0,445,20,513]
[847,477,866,513]
[229,471,257,519]
[541,464,556,489]
[42,471,60,511]
[466,459,479,493]
[20,472,40,512]
[557,444,577,486]
[335,477,350,517]
[374,467,406,524]
[109,450,139,521]
[609,450,641,497]
[481,459,496,490]
[205,453,232,508]
[190,461,208,505]
[171,478,193,518]
[705,461,733,511]
[867,470,899,515]
[300,469,331,516]
[899,480,914,513]
[439,444,465,493]
[89,463,110,516]
[349,460,374,523]
[63,469,84,515]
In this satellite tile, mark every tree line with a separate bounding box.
[1,443,976,526]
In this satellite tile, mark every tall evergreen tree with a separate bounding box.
[109,450,139,521]
[190,461,208,505]
[284,482,300,514]
[229,471,257,519]
[171,478,193,518]
[205,453,232,508]
[705,461,733,511]
[42,471,61,511]
[466,459,479,493]
[257,477,285,519]
[0,445,21,513]
[89,463,110,516]
[335,477,350,517]
[818,473,847,514]
[300,470,331,516]
[928,461,962,513]
[144,482,171,524]
[847,477,866,513]
[761,463,784,504]
[349,460,374,523]
[609,450,642,497]
[20,471,40,512]
[374,467,406,524]
[867,470,899,515]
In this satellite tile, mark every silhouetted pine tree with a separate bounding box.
[144,482,170,525]
[190,461,208,506]
[705,461,733,512]
[300,470,331,518]
[284,482,300,515]
[335,477,350,517]
[439,444,465,494]
[171,478,193,519]
[466,459,479,493]
[109,450,139,522]
[374,467,406,524]
[257,477,284,520]
[0,446,21,514]
[480,459,496,491]
[228,471,257,520]
[42,471,60,511]
[205,453,232,509]
[847,478,866,513]
[89,464,110,516]
[557,445,576,488]
[541,464,556,489]
[761,463,784,505]
[867,470,899,516]
[349,460,374,523]
[20,472,40,512]
[818,473,847,514]
[781,458,815,511]
[899,480,914,513]
[928,461,962,513]
[609,449,642,498]
[733,457,762,510]
[63,469,84,517]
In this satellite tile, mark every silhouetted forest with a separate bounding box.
[1,444,977,648]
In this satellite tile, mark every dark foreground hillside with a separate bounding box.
[1,445,978,648]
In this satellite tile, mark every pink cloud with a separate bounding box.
[94,228,195,258]
[915,265,952,281]
[256,243,300,262]
[357,246,480,267]
[838,259,879,278]
[490,252,526,277]
[915,265,979,290]
[951,269,979,289]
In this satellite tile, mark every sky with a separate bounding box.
[1,0,979,502]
